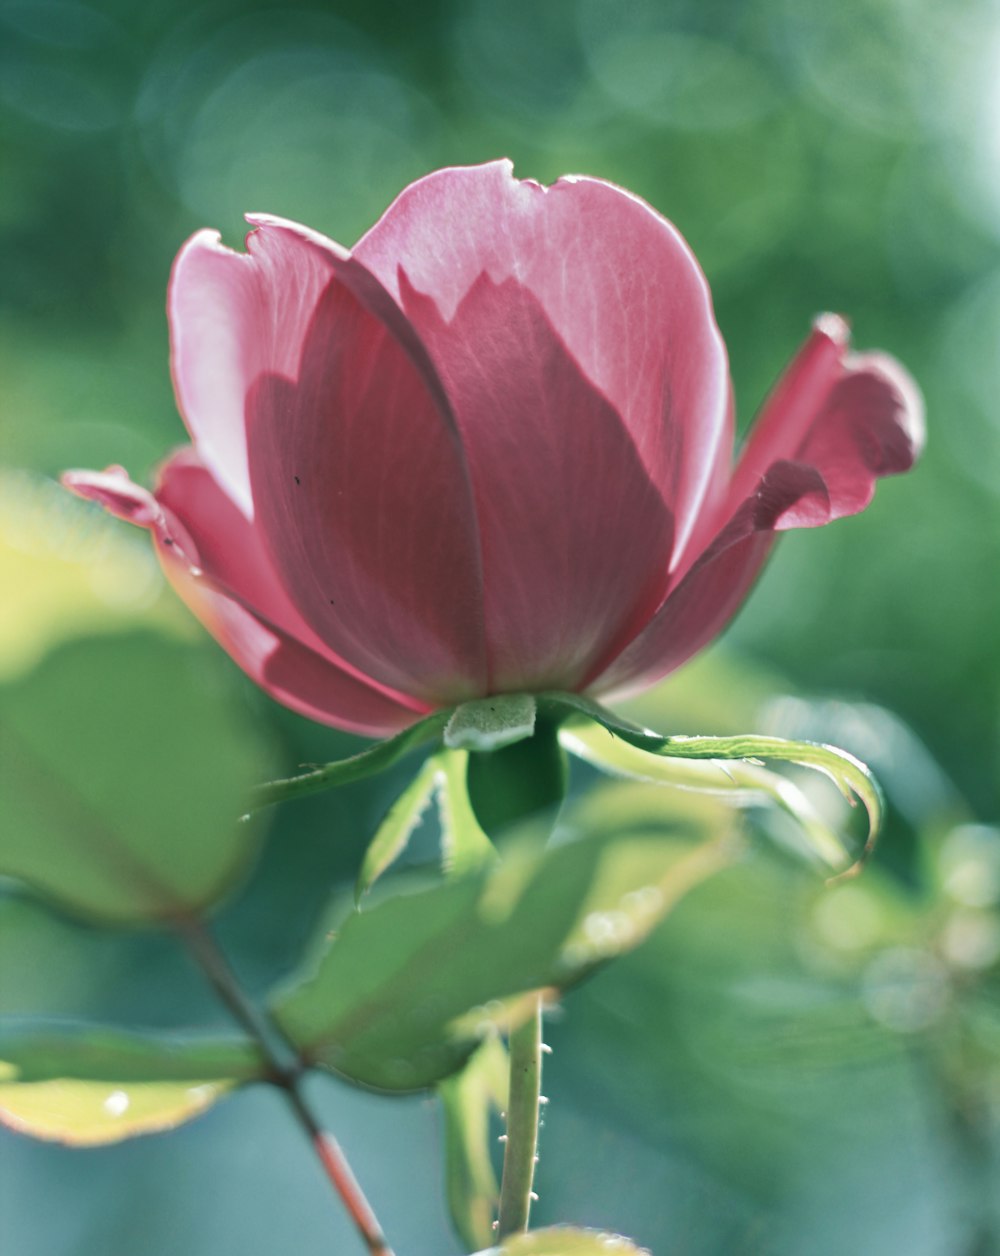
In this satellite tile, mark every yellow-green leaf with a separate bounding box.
[476,1226,650,1255]
[0,1023,263,1146]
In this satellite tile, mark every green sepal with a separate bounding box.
[476,1227,650,1254]
[440,1035,510,1251]
[250,708,450,812]
[548,695,884,878]
[0,1021,263,1146]
[353,748,497,903]
[445,695,537,752]
[437,748,498,878]
[466,718,569,842]
[354,754,441,904]
[561,719,849,870]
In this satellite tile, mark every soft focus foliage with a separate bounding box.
[2,1,998,1254]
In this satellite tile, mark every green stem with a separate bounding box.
[176,917,395,1256]
[497,994,544,1238]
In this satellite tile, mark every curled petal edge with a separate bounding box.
[61,467,427,738]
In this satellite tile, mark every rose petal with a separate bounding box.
[587,463,822,698]
[61,466,165,529]
[245,268,488,701]
[62,462,425,737]
[588,326,924,697]
[169,227,336,516]
[354,159,731,560]
[170,213,482,526]
[398,270,674,691]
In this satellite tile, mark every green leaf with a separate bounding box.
[0,632,274,925]
[271,815,734,1092]
[355,755,441,904]
[560,719,849,869]
[440,1035,509,1251]
[437,749,497,878]
[476,1226,650,1255]
[445,695,537,752]
[250,708,449,811]
[554,701,884,878]
[0,1022,263,1146]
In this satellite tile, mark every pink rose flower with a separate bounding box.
[64,161,923,737]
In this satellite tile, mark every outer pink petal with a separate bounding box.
[61,463,426,737]
[588,323,924,698]
[169,212,483,521]
[169,226,338,516]
[353,160,731,561]
[396,271,674,692]
[243,261,488,701]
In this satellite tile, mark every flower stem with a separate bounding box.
[497,994,544,1238]
[176,916,395,1256]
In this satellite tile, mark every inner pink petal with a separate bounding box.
[355,161,730,559]
[246,275,488,703]
[399,270,675,693]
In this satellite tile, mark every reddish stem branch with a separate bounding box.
[177,916,395,1256]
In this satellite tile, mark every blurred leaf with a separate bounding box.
[547,817,984,1249]
[437,748,497,877]
[355,754,440,904]
[0,469,184,682]
[440,1034,509,1251]
[250,709,448,811]
[0,1022,262,1146]
[0,631,273,925]
[272,814,734,1091]
[445,695,537,752]
[478,1227,649,1254]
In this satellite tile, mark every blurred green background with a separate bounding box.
[1,0,998,1253]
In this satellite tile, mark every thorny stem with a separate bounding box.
[497,993,544,1238]
[176,916,395,1256]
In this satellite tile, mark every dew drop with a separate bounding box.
[103,1089,130,1117]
